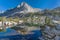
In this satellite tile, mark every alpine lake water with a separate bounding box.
[0,28,42,40]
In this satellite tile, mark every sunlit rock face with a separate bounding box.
[17,2,41,13]
[17,2,35,13]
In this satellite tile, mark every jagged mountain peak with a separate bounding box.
[21,2,28,6]
[17,2,36,13]
[17,2,30,8]
[0,2,41,17]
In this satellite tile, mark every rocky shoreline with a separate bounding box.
[39,24,60,40]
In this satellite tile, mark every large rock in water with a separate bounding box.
[41,25,60,40]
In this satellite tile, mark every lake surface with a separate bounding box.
[0,28,42,40]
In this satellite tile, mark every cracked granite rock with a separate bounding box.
[41,25,60,40]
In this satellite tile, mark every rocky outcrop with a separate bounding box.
[40,25,60,40]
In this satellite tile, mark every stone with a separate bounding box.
[54,36,60,40]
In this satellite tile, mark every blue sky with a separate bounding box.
[0,0,60,12]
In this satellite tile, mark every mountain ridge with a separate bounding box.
[0,2,60,18]
[0,2,41,17]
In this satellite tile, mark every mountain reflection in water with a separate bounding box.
[0,28,42,40]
